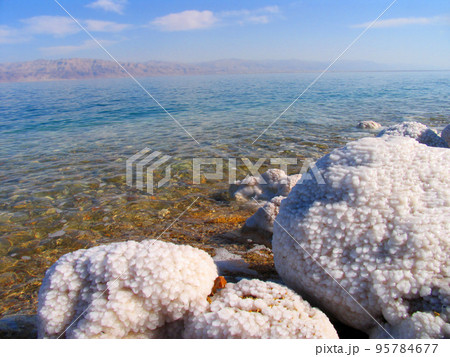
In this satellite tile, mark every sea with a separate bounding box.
[0,71,449,317]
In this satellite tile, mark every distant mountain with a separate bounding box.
[0,58,399,83]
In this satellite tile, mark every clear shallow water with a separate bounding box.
[0,71,449,317]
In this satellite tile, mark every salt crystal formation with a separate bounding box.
[357,121,381,129]
[184,279,338,339]
[377,121,448,147]
[37,240,218,338]
[229,169,300,202]
[441,124,450,147]
[242,195,284,237]
[272,136,450,337]
[370,312,450,339]
[231,169,300,238]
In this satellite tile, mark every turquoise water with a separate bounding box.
[1,71,449,200]
[1,71,449,193]
[0,71,449,316]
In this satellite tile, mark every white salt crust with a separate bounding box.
[37,240,218,338]
[233,169,300,238]
[243,195,284,234]
[272,136,450,336]
[184,279,338,339]
[377,121,448,148]
[370,311,450,339]
[229,169,301,202]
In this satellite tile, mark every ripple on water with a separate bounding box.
[0,71,449,317]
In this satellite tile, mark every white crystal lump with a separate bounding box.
[229,169,300,202]
[272,136,450,336]
[184,279,339,339]
[37,240,218,338]
[377,121,448,147]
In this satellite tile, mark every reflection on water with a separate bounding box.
[0,72,449,317]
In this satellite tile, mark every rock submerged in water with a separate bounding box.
[272,136,450,337]
[357,121,381,129]
[242,195,284,239]
[377,121,448,148]
[184,279,338,339]
[230,169,301,239]
[37,240,218,338]
[229,169,300,202]
[0,314,37,339]
[441,124,450,147]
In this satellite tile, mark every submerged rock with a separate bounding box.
[229,169,300,202]
[231,169,301,239]
[441,124,450,147]
[0,315,37,339]
[357,121,381,129]
[242,196,283,239]
[377,121,448,148]
[272,136,450,337]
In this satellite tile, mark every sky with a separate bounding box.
[0,0,449,68]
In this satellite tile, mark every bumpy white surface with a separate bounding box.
[273,136,450,334]
[357,121,381,129]
[184,279,338,339]
[229,169,301,202]
[243,196,284,236]
[38,240,218,338]
[441,124,450,147]
[370,311,450,339]
[377,121,448,147]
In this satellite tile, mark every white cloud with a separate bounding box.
[41,39,115,56]
[220,5,280,26]
[84,19,130,32]
[352,15,449,28]
[151,6,280,31]
[222,6,280,18]
[261,6,280,14]
[247,16,270,24]
[0,25,29,44]
[87,0,127,15]
[1,15,129,46]
[152,10,217,32]
[21,16,80,37]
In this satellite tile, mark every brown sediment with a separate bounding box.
[0,177,275,318]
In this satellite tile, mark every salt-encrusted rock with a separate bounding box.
[377,121,448,147]
[242,196,284,238]
[232,169,301,238]
[229,169,300,202]
[370,311,450,339]
[184,279,338,339]
[273,136,450,335]
[38,240,218,338]
[441,124,450,147]
[357,121,381,129]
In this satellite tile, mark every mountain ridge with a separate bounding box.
[0,58,416,83]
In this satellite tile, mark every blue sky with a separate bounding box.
[0,0,449,68]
